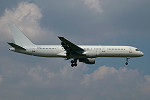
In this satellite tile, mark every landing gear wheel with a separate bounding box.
[74,63,77,66]
[71,64,74,67]
[71,59,78,67]
[125,57,130,65]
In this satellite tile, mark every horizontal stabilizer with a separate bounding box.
[8,42,26,50]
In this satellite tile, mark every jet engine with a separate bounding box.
[79,58,95,64]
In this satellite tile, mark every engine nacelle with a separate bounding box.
[83,51,97,58]
[79,58,95,64]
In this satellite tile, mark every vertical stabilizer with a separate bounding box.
[9,25,36,47]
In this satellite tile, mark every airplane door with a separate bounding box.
[101,47,106,56]
[129,47,132,53]
[102,47,105,53]
[32,48,36,53]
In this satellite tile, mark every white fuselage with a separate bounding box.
[8,25,144,66]
[10,45,144,58]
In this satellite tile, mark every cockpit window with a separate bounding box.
[136,49,139,51]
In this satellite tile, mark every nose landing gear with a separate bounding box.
[71,59,77,67]
[125,62,128,65]
[125,57,130,65]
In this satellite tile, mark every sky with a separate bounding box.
[0,0,150,100]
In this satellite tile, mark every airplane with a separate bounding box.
[8,25,144,67]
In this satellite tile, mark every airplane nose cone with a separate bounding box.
[141,52,144,56]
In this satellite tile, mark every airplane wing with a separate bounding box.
[58,37,84,58]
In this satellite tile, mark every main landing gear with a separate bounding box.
[71,59,77,67]
[125,57,130,65]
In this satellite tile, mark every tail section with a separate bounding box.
[9,25,36,47]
